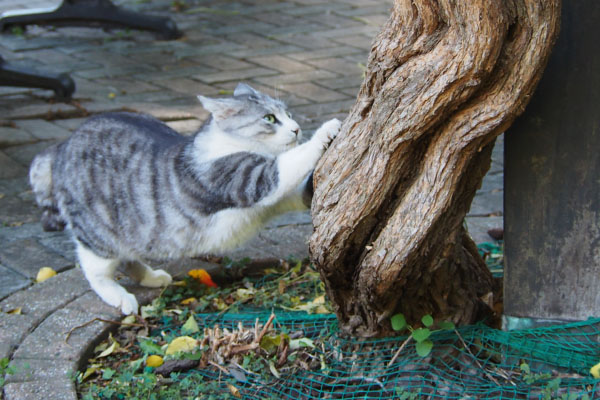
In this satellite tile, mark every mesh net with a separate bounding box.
[145,245,598,399]
[157,311,599,399]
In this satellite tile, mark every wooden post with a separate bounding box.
[504,1,600,328]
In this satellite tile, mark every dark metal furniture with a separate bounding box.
[0,0,182,99]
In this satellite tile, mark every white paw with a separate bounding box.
[119,292,139,315]
[140,269,172,288]
[313,118,341,149]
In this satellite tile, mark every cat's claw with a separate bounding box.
[140,269,172,288]
[314,118,341,149]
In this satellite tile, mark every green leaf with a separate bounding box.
[438,321,455,330]
[520,362,531,374]
[181,315,199,334]
[421,315,434,328]
[102,368,116,380]
[139,339,164,356]
[415,339,433,357]
[390,314,407,331]
[411,328,431,343]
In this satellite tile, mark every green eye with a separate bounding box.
[286,111,292,118]
[263,114,276,123]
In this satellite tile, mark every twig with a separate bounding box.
[256,313,276,344]
[387,335,412,367]
[208,360,230,375]
[65,317,150,343]
[454,328,501,386]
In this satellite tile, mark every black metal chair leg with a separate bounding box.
[0,0,182,40]
[0,56,75,99]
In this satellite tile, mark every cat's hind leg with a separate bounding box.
[76,242,139,315]
[122,261,172,288]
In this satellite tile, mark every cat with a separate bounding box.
[29,83,340,314]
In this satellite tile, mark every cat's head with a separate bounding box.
[197,83,301,155]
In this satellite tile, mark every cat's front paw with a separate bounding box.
[140,269,172,288]
[313,118,341,149]
[119,292,139,315]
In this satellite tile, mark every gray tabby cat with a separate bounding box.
[29,83,340,314]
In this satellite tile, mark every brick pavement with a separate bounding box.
[0,0,502,398]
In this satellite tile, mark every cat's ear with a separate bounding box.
[197,95,239,119]
[233,83,260,98]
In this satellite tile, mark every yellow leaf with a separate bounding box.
[97,339,119,358]
[7,307,22,315]
[36,267,57,283]
[172,280,187,287]
[235,288,254,301]
[146,355,164,368]
[121,315,136,325]
[165,336,199,355]
[227,384,242,398]
[108,92,116,99]
[591,361,600,378]
[181,297,197,305]
[81,364,101,381]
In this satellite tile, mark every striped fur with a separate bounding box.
[29,83,340,314]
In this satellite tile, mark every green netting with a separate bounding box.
[158,311,599,399]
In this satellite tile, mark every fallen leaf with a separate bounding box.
[36,267,57,283]
[181,315,199,334]
[97,339,119,358]
[121,315,136,325]
[188,269,218,287]
[289,337,315,350]
[165,336,199,356]
[180,297,197,305]
[268,360,281,379]
[591,361,600,378]
[227,383,242,398]
[6,307,22,315]
[81,364,101,381]
[146,355,164,368]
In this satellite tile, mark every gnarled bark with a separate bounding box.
[310,0,561,337]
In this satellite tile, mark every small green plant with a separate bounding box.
[0,357,16,387]
[390,313,455,357]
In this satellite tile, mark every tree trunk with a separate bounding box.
[310,0,561,337]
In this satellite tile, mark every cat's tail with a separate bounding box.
[29,146,66,232]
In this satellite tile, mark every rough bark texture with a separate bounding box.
[310,0,561,337]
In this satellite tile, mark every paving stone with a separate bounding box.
[0,126,36,148]
[0,194,40,226]
[0,313,37,358]
[6,358,77,383]
[275,82,349,102]
[247,55,315,73]
[0,264,30,300]
[466,216,503,244]
[287,46,366,61]
[254,69,338,86]
[12,307,112,361]
[3,378,76,400]
[165,118,204,135]
[2,102,79,120]
[0,151,26,179]
[0,176,29,196]
[3,140,58,167]
[0,238,73,279]
[306,56,365,76]
[194,67,279,84]
[0,268,89,320]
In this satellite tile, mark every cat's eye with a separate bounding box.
[263,114,277,124]
[286,111,292,118]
